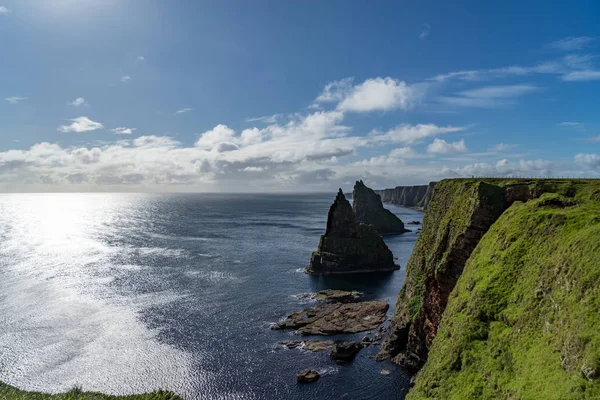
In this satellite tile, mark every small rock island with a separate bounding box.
[307,189,399,274]
[352,180,408,235]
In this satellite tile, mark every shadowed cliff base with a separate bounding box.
[378,178,600,398]
[307,189,399,275]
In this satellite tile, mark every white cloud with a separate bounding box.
[491,143,516,152]
[371,123,465,144]
[315,77,421,113]
[242,166,265,172]
[112,127,136,135]
[58,117,104,133]
[419,24,431,40]
[121,76,132,83]
[427,139,468,154]
[447,158,554,177]
[315,78,354,103]
[195,124,237,149]
[337,77,417,112]
[547,36,595,51]
[561,70,600,81]
[430,54,599,83]
[389,147,419,158]
[439,85,540,108]
[137,56,145,62]
[575,153,600,169]
[0,5,9,14]
[458,85,540,98]
[175,108,193,114]
[559,121,582,127]
[6,96,27,104]
[558,122,585,131]
[69,97,87,107]
[245,114,280,123]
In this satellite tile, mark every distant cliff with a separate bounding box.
[375,182,436,209]
[378,178,600,399]
[353,180,408,235]
[307,189,399,275]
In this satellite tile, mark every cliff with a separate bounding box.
[376,182,436,209]
[379,178,600,399]
[352,180,408,235]
[307,189,399,274]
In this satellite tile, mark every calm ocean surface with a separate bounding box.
[0,193,423,400]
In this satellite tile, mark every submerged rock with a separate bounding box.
[297,370,320,383]
[280,340,335,352]
[352,180,408,235]
[330,341,364,361]
[272,301,389,335]
[307,189,399,275]
[312,289,362,303]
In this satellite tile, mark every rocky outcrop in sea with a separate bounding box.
[306,189,399,274]
[352,180,408,235]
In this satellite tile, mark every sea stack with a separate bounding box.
[352,180,408,235]
[307,189,398,275]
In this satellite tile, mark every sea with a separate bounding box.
[0,193,423,400]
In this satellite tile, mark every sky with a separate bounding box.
[1,0,600,192]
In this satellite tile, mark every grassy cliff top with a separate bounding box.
[409,184,600,399]
[0,382,182,400]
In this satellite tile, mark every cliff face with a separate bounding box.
[378,180,507,370]
[376,182,436,209]
[307,189,399,275]
[352,180,408,235]
[379,179,595,370]
[380,178,600,399]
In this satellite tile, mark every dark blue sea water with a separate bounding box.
[0,193,423,399]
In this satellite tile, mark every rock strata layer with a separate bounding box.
[352,180,408,235]
[307,189,398,274]
[272,300,389,335]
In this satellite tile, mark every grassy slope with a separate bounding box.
[409,182,600,399]
[0,383,182,400]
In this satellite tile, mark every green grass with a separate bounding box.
[0,382,182,400]
[409,183,600,400]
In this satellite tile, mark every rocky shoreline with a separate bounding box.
[272,289,394,384]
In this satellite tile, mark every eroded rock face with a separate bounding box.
[330,341,364,362]
[297,370,320,383]
[272,301,389,335]
[352,180,408,235]
[378,180,507,371]
[376,182,436,210]
[307,189,398,275]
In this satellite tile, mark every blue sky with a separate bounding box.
[1,0,600,192]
